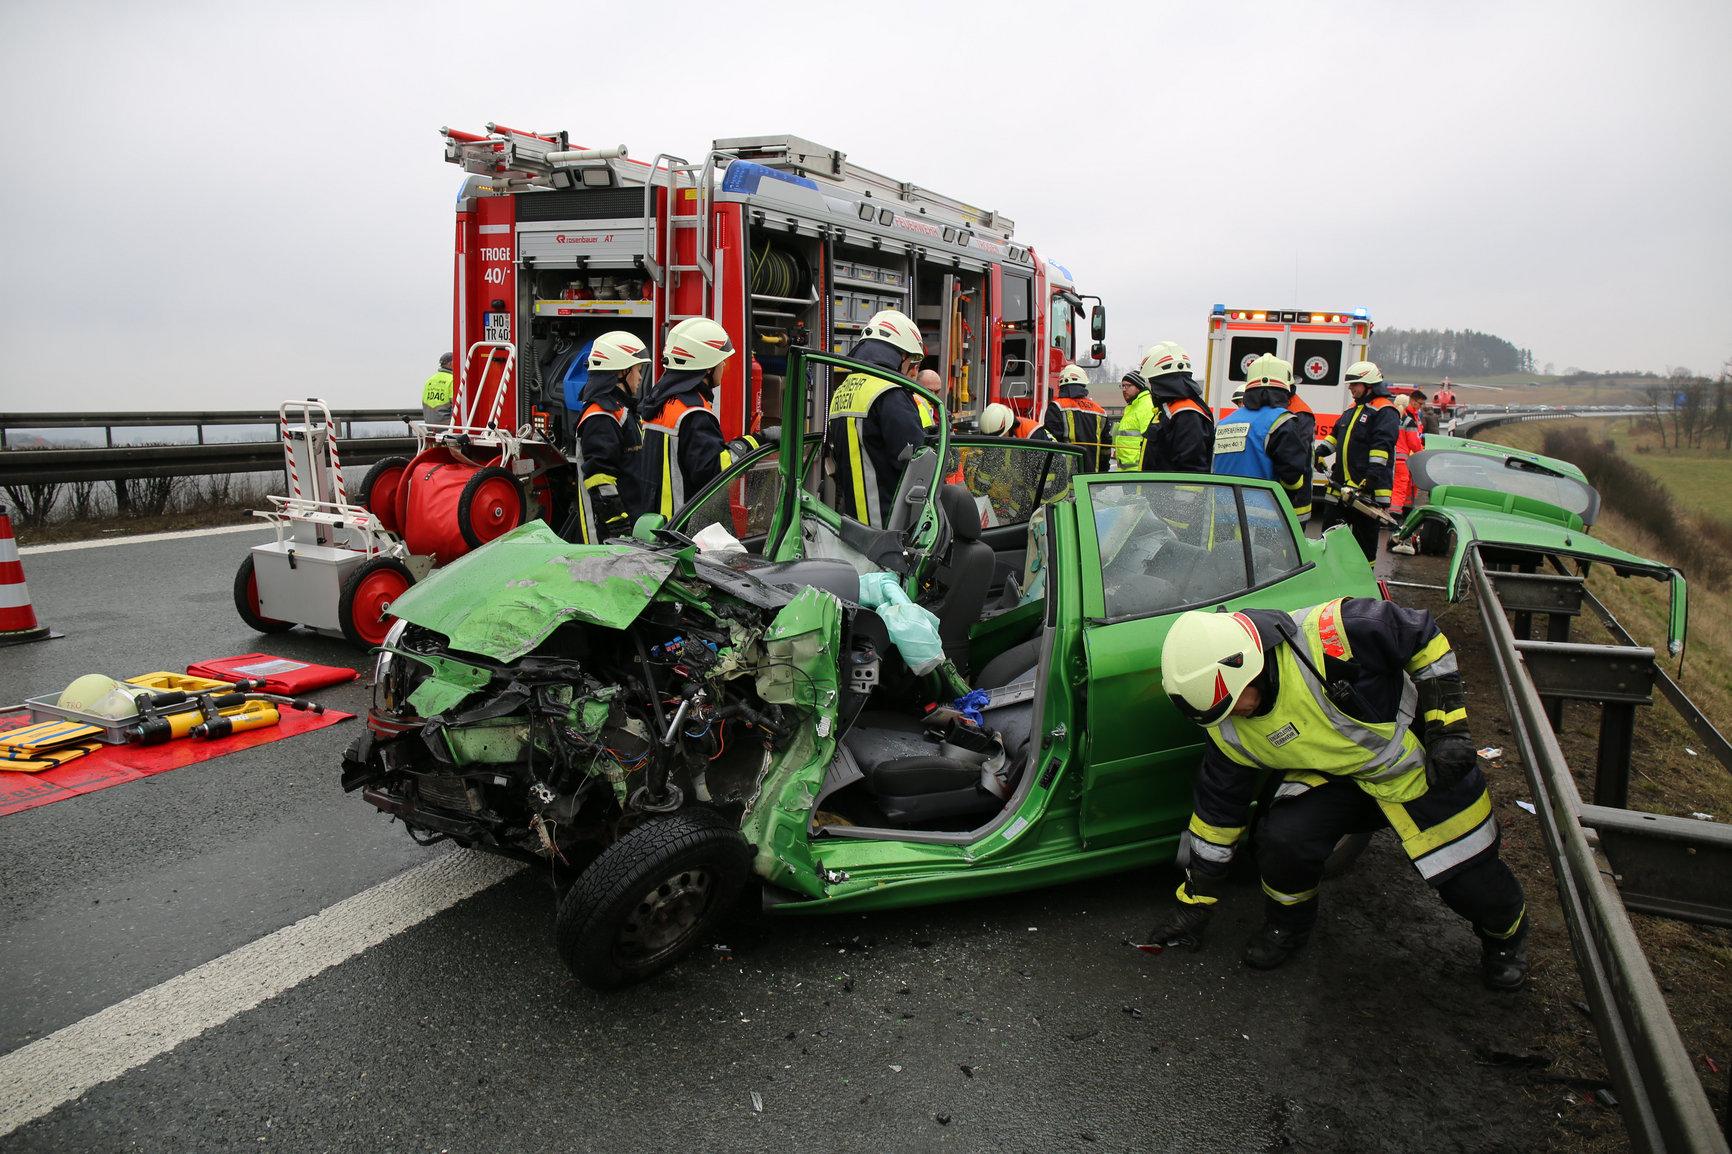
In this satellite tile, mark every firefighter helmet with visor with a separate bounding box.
[662,317,736,371]
[1161,610,1266,727]
[588,331,651,372]
[860,309,925,359]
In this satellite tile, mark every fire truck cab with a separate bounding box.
[442,127,1106,451]
[1202,304,1372,439]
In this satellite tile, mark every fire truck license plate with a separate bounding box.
[484,312,510,343]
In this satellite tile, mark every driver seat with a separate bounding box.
[929,484,994,669]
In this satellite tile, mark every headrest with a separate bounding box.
[940,484,981,542]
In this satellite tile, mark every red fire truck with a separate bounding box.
[1201,304,1373,438]
[441,126,1106,448]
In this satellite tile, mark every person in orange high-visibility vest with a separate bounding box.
[1044,364,1111,470]
[1138,342,1213,474]
[567,331,651,542]
[980,402,1054,441]
[636,318,765,521]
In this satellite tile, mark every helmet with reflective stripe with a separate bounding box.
[860,309,924,358]
[1245,353,1294,392]
[1058,364,1089,387]
[1161,610,1266,727]
[980,402,1016,436]
[1345,360,1383,387]
[588,330,651,372]
[1140,341,1193,379]
[662,317,736,370]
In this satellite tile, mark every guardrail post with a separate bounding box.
[1514,640,1656,812]
[1492,572,1587,730]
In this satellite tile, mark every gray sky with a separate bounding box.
[2,0,1728,413]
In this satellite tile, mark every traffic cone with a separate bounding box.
[0,503,60,647]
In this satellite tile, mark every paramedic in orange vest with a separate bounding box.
[828,309,928,526]
[980,402,1055,442]
[1044,364,1110,470]
[569,331,650,542]
[1139,342,1214,473]
[1318,360,1399,560]
[636,317,762,520]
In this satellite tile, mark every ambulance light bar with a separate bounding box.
[1219,309,1357,324]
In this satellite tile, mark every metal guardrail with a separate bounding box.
[0,409,416,448]
[1470,548,1730,1152]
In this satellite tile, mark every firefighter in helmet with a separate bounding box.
[1211,353,1314,521]
[567,331,650,543]
[1139,342,1214,474]
[980,402,1054,441]
[1319,360,1399,560]
[828,309,928,525]
[1045,364,1109,470]
[1148,600,1530,990]
[636,317,762,521]
[1112,370,1153,469]
[422,352,455,426]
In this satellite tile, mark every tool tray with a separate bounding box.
[23,673,236,745]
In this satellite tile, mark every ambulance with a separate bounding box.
[441,126,1107,449]
[1201,304,1373,438]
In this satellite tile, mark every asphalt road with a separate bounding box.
[0,527,1580,1153]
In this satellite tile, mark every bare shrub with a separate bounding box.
[2,482,60,527]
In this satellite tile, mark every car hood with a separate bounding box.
[387,521,678,661]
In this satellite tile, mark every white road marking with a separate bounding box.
[0,851,523,1137]
[20,522,271,555]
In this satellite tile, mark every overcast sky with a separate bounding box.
[2,0,1728,414]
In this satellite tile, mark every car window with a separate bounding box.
[1241,486,1303,585]
[676,444,798,544]
[945,441,1082,528]
[1089,480,1275,619]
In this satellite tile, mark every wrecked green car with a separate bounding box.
[343,349,1378,989]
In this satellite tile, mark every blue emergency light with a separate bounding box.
[1211,303,1226,315]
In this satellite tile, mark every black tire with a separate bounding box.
[1417,517,1446,556]
[356,455,410,530]
[233,554,294,633]
[456,465,526,550]
[337,556,415,647]
[555,808,752,991]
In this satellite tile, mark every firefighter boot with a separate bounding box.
[1244,900,1314,970]
[1479,918,1530,992]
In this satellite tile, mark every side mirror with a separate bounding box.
[1090,307,1106,341]
[632,513,668,542]
[1091,341,1106,360]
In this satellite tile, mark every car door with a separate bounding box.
[1070,475,1317,848]
[670,434,823,551]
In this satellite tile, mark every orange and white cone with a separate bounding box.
[0,503,59,647]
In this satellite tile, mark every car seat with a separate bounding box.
[929,484,994,670]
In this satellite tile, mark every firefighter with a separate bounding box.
[1211,354,1314,521]
[828,309,927,525]
[1045,364,1110,470]
[1139,342,1214,474]
[980,402,1054,441]
[637,317,761,520]
[1148,600,1530,990]
[1112,370,1154,469]
[1318,360,1399,560]
[567,331,650,543]
[421,352,454,426]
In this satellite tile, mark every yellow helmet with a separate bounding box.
[980,402,1017,436]
[1140,341,1193,379]
[588,331,651,372]
[1160,611,1265,727]
[1245,353,1294,391]
[1345,360,1383,387]
[662,317,736,371]
[1058,365,1089,387]
[57,674,148,721]
[860,309,924,358]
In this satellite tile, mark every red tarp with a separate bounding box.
[0,707,351,818]
[184,654,357,696]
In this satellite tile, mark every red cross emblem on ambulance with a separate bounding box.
[1304,356,1329,381]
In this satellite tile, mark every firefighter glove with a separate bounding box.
[1425,732,1478,790]
[757,424,782,445]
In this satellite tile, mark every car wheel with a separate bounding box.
[233,554,294,633]
[555,808,752,991]
[1417,518,1446,556]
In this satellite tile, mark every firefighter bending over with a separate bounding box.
[1045,364,1110,470]
[828,309,927,525]
[1318,360,1399,560]
[1148,599,1530,990]
[1139,342,1214,474]
[422,352,454,425]
[637,318,763,520]
[1212,353,1314,521]
[568,331,650,542]
[980,402,1054,441]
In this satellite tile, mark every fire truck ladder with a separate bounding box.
[640,152,718,326]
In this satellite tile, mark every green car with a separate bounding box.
[342,348,1378,989]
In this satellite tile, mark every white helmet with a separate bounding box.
[1140,341,1193,379]
[1345,360,1383,387]
[57,674,148,721]
[980,402,1016,436]
[662,317,736,371]
[1058,364,1089,387]
[1245,353,1295,392]
[1160,611,1266,727]
[588,330,651,372]
[860,309,924,358]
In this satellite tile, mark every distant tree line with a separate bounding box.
[1641,362,1732,450]
[1373,327,1534,375]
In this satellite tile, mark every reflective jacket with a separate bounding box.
[1182,598,1474,882]
[1142,397,1214,474]
[572,373,644,542]
[1112,390,1154,469]
[1007,415,1053,442]
[1212,389,1313,520]
[1324,389,1399,504]
[421,369,454,425]
[637,371,733,520]
[828,342,924,525]
[1045,388,1110,471]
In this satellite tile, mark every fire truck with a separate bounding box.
[1201,304,1373,438]
[441,126,1107,448]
